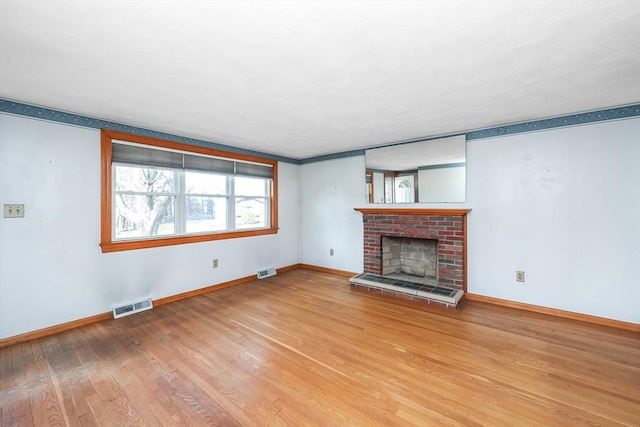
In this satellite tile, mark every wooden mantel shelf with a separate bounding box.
[354,208,471,216]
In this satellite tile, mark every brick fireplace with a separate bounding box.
[354,208,470,293]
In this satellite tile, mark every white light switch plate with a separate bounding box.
[4,204,25,218]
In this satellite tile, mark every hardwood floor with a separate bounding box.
[1,269,639,426]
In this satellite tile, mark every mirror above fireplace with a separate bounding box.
[365,135,466,203]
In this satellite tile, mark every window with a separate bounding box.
[101,130,278,252]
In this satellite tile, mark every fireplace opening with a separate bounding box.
[382,237,438,286]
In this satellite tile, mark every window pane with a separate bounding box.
[186,196,228,233]
[235,177,267,196]
[115,195,175,238]
[185,171,227,195]
[235,197,266,229]
[115,166,175,193]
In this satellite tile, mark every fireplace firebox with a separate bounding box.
[382,236,438,281]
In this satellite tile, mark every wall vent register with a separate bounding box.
[113,298,153,319]
[257,267,277,279]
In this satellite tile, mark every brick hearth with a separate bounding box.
[354,208,470,292]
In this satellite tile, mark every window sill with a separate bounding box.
[100,227,278,253]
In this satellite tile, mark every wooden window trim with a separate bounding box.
[100,129,278,253]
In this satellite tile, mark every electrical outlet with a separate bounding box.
[212,259,219,268]
[3,204,25,218]
[330,248,334,256]
[516,271,525,282]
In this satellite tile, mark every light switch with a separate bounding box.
[3,204,25,218]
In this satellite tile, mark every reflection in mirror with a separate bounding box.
[365,135,466,203]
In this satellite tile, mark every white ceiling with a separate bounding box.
[1,1,639,160]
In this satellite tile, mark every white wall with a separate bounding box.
[300,118,640,324]
[300,156,365,272]
[0,113,300,339]
[466,118,639,323]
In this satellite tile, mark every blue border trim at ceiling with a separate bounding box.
[466,104,640,140]
[303,104,640,164]
[1,98,638,165]
[298,149,366,164]
[418,162,466,170]
[0,99,298,164]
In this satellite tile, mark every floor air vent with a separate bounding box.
[257,267,277,279]
[113,298,153,319]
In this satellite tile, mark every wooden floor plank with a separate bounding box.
[0,269,638,426]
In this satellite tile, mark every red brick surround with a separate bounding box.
[354,208,470,291]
